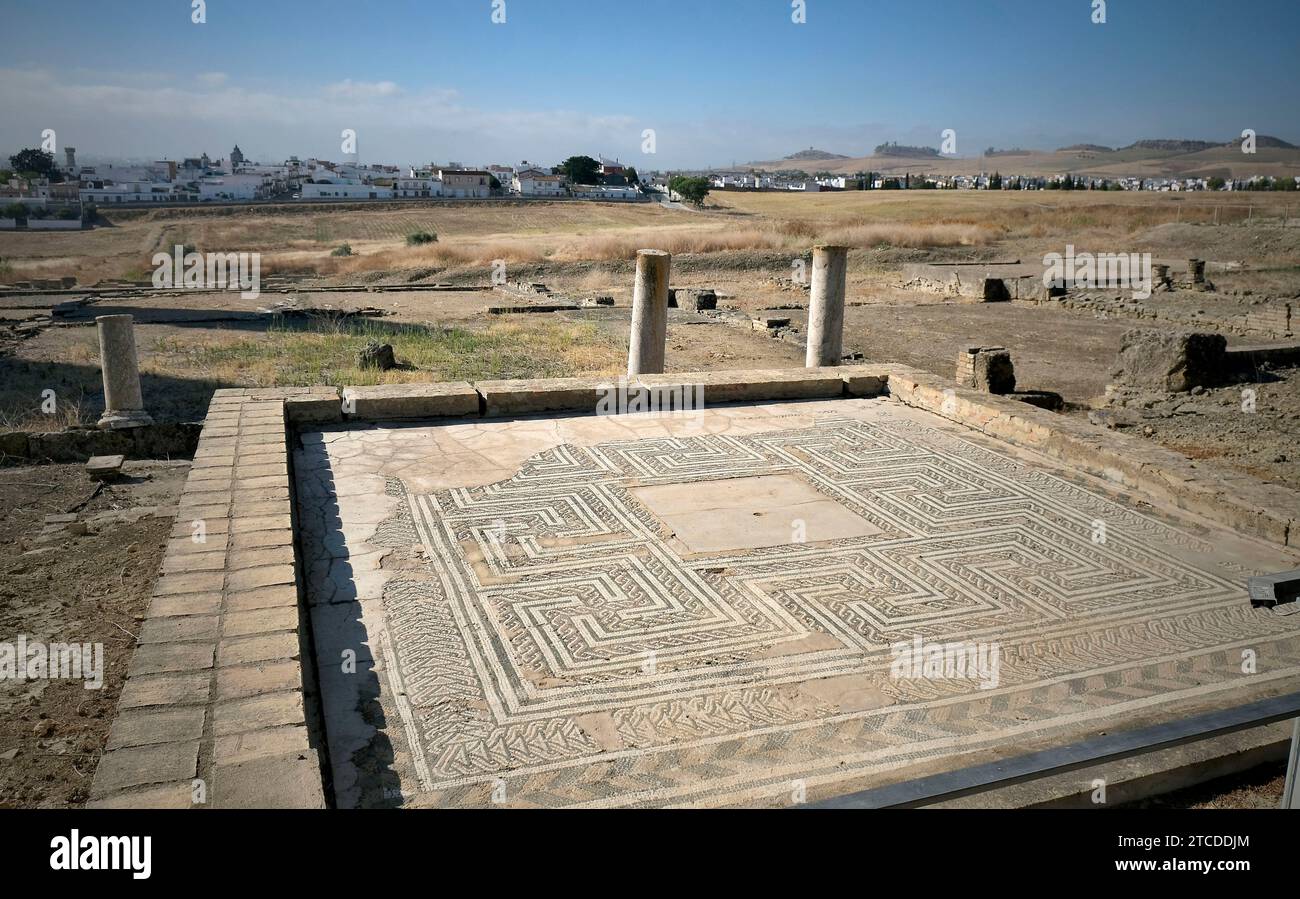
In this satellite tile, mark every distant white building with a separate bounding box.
[513,168,567,197]
[486,165,514,191]
[439,169,491,199]
[301,180,395,199]
[79,180,176,203]
[197,173,266,201]
[710,172,753,188]
[394,177,442,198]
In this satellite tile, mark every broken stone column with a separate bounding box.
[96,314,153,429]
[957,346,1016,394]
[1188,258,1206,285]
[1152,263,1171,291]
[627,249,671,376]
[806,245,848,367]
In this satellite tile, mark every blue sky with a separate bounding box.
[2,0,1298,167]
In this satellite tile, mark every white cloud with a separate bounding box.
[325,79,402,100]
[0,68,939,168]
[0,68,648,166]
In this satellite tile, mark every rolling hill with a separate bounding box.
[739,138,1300,179]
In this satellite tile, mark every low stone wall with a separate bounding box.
[0,422,201,465]
[899,263,1037,301]
[1038,291,1294,340]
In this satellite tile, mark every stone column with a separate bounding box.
[805,245,848,367]
[96,314,153,429]
[1188,258,1206,285]
[1152,263,1171,290]
[627,249,671,376]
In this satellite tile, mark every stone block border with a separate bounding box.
[89,387,335,809]
[92,365,1299,808]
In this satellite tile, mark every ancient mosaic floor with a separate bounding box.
[294,398,1300,808]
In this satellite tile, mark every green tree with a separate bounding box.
[559,155,601,185]
[625,166,639,185]
[8,148,63,182]
[668,175,711,206]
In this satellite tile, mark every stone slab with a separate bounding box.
[342,382,479,421]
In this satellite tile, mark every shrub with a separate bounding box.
[406,230,437,246]
[330,243,354,257]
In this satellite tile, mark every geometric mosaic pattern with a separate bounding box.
[305,407,1300,807]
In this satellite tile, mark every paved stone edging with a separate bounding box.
[89,387,335,808]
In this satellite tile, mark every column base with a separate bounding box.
[98,410,154,430]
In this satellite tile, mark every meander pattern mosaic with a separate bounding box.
[301,406,1300,807]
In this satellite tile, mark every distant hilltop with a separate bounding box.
[1124,139,1222,153]
[738,134,1299,179]
[1057,137,1298,153]
[873,142,940,159]
[784,147,850,161]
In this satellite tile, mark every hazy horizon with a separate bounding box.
[2,0,1298,170]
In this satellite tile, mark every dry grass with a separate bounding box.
[6,193,1297,285]
[262,215,997,277]
[151,317,624,388]
[715,189,1300,239]
[0,316,625,431]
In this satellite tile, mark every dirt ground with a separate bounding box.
[0,462,185,808]
[1123,761,1288,810]
[1097,365,1300,490]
